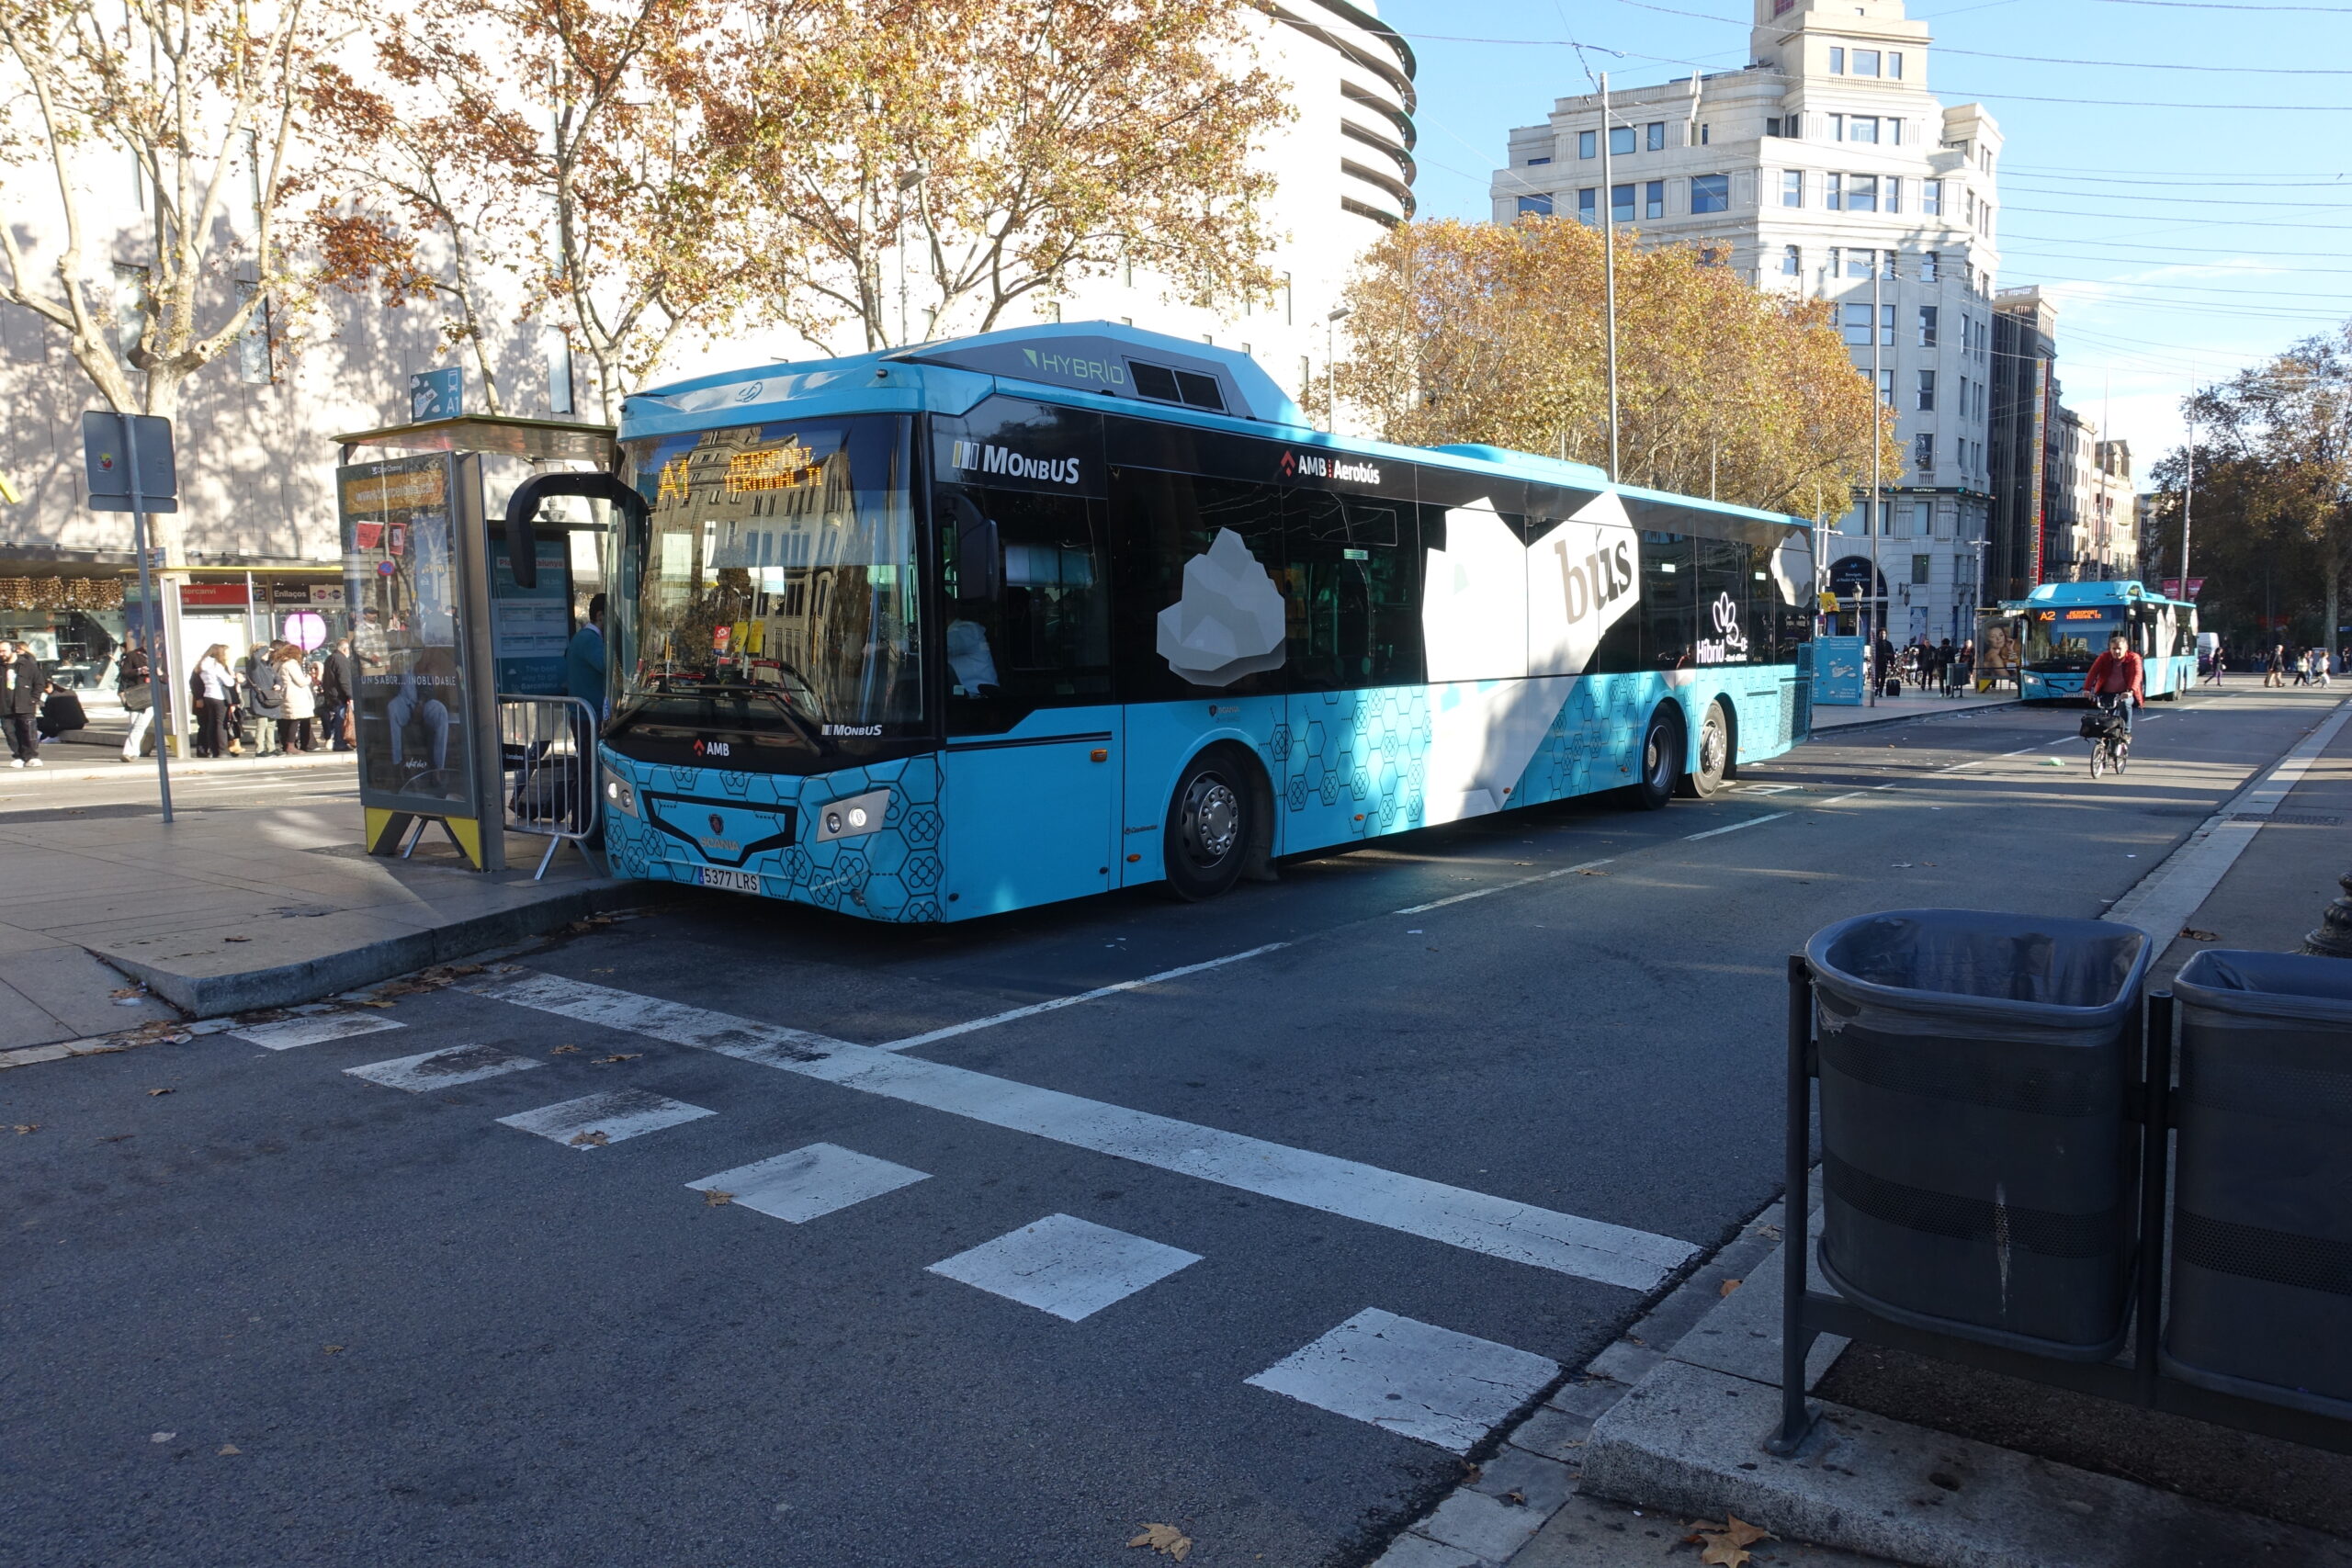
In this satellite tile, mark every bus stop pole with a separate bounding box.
[123,412,174,824]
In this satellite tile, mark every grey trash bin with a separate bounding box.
[2165,949,2352,1417]
[1806,909,2153,1359]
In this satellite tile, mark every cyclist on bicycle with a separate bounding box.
[2084,630,2144,736]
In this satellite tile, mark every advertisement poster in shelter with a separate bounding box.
[338,454,477,815]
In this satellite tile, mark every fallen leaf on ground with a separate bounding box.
[2182,928,2220,942]
[703,1189,733,1206]
[1127,1523,1193,1560]
[218,1444,241,1455]
[1578,869,1609,876]
[355,1000,395,1009]
[1503,1488,1527,1506]
[592,1054,642,1065]
[146,1088,173,1097]
[569,1131,610,1147]
[322,1345,345,1355]
[108,987,141,998]
[1719,1278,1744,1298]
[97,1134,133,1143]
[222,935,251,943]
[13,1124,37,1134]
[550,1045,582,1055]
[448,964,483,976]
[1686,1516,1775,1567]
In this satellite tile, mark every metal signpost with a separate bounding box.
[81,411,178,823]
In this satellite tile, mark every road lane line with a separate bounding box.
[470,970,1697,1292]
[1393,858,1613,916]
[2106,698,2352,945]
[877,943,1290,1053]
[1683,812,1789,841]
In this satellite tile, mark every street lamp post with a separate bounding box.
[1868,261,1884,705]
[1600,73,1620,482]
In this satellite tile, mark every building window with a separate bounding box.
[1921,251,1939,283]
[1518,194,1554,217]
[1889,51,1904,80]
[1919,502,1939,536]
[1825,173,1843,209]
[1854,49,1881,77]
[1782,244,1802,276]
[1829,113,1845,141]
[1846,248,1873,279]
[1579,130,1597,160]
[1888,119,1904,146]
[1881,304,1896,344]
[1881,249,1897,280]
[1886,176,1903,213]
[235,281,271,385]
[1915,434,1936,473]
[1923,178,1942,217]
[1645,180,1666,220]
[1917,370,1937,412]
[1611,183,1635,223]
[1829,46,1845,73]
[1646,121,1667,151]
[1849,117,1879,145]
[1690,173,1730,213]
[537,327,569,412]
[1610,125,1636,157]
[1918,305,1939,346]
[1781,170,1804,207]
[1826,246,1841,276]
[1842,302,1873,346]
[1849,174,1879,212]
[1879,368,1895,405]
[1578,187,1598,225]
[1912,553,1932,584]
[1526,155,1552,165]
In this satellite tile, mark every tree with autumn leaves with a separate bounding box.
[1326,218,1899,522]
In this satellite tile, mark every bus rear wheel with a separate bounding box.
[1677,700,1731,799]
[1164,748,1252,901]
[1629,705,1682,811]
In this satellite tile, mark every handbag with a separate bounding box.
[121,681,153,714]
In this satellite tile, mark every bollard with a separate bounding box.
[2300,870,2352,958]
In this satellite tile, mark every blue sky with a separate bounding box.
[1377,0,2352,483]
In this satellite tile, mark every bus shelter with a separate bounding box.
[330,415,614,872]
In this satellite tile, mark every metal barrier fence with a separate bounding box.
[496,694,601,881]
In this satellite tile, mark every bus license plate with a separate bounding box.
[698,866,763,895]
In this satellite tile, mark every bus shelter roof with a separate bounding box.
[333,415,616,464]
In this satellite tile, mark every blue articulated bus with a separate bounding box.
[2008,581,2198,703]
[584,322,1817,922]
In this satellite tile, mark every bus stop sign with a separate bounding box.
[81,412,178,513]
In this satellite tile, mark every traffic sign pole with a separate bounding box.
[122,413,174,824]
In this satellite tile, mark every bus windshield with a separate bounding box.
[2025,608,2120,671]
[615,416,922,753]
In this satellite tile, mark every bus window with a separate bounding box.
[1642,534,1696,669]
[1694,536,1757,668]
[1110,467,1288,698]
[1284,489,1421,689]
[940,484,1111,734]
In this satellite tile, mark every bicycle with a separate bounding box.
[2081,694,2131,780]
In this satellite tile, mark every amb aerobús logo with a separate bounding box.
[947,439,1081,487]
[1278,449,1383,486]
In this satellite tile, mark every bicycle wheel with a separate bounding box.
[2091,742,2108,780]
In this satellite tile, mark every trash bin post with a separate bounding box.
[2133,990,2175,1403]
[1770,952,1820,1456]
[2301,870,2352,958]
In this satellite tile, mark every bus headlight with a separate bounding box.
[814,787,889,842]
[603,769,639,818]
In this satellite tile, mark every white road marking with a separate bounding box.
[878,943,1291,1053]
[1245,1307,1561,1454]
[472,971,1696,1291]
[1738,784,1802,795]
[926,1213,1202,1322]
[498,1089,714,1149]
[2107,698,2352,945]
[1683,812,1789,841]
[689,1143,929,1222]
[345,1043,542,1092]
[232,1013,405,1051]
[1392,858,1614,917]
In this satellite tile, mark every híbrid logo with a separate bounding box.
[1696,592,1751,665]
[948,438,1080,487]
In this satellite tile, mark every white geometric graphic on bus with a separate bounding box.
[1770,529,1815,607]
[1157,527,1287,686]
[1422,499,1527,683]
[1526,490,1641,678]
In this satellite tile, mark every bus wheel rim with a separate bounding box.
[1184,776,1240,863]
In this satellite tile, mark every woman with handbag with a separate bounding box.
[192,645,235,759]
[273,644,318,753]
[117,637,153,762]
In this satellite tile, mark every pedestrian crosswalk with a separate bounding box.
[297,973,1631,1457]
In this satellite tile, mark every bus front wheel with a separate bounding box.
[1677,700,1731,799]
[1164,748,1253,901]
[1630,705,1682,811]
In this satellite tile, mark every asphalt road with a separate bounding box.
[3,685,2337,1568]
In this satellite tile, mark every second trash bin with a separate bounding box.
[1807,909,2152,1358]
[2166,949,2352,1416]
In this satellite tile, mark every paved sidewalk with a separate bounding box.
[1809,690,2018,732]
[0,797,639,1051]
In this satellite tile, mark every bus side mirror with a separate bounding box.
[504,472,650,590]
[941,490,1000,603]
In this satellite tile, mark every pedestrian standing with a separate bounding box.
[0,642,42,767]
[2321,649,2335,690]
[319,637,356,751]
[2267,643,2287,687]
[1954,638,1974,694]
[116,637,154,761]
[274,644,318,753]
[193,644,235,758]
[2204,647,2225,686]
[242,643,284,755]
[1932,637,1954,696]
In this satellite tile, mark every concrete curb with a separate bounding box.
[91,880,642,1017]
[1576,1234,2352,1568]
[1807,699,2026,739]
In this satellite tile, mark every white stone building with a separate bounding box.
[0,1,1413,671]
[1488,0,2007,644]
